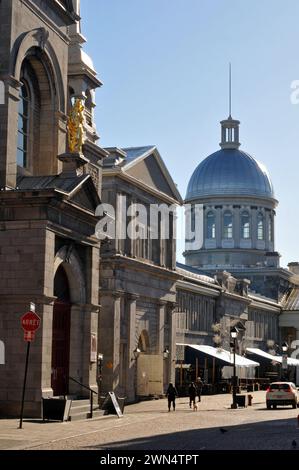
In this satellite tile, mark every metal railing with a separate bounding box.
[69,376,98,419]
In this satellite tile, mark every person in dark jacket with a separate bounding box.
[196,377,203,402]
[166,383,178,411]
[188,382,197,408]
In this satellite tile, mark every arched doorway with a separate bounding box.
[51,265,71,396]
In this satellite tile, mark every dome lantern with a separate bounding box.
[220,115,241,150]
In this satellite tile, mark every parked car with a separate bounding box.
[266,382,299,409]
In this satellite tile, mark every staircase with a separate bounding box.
[68,398,105,421]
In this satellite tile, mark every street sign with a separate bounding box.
[19,308,41,429]
[21,311,41,341]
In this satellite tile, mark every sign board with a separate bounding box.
[109,392,123,417]
[21,311,41,342]
[101,392,123,418]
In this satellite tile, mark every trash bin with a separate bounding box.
[236,394,248,407]
[42,397,71,422]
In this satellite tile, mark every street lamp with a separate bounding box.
[282,342,288,353]
[230,327,238,409]
[133,348,141,360]
[281,342,289,380]
[163,348,170,359]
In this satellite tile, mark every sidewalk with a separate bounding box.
[0,391,266,450]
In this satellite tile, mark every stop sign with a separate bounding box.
[21,311,41,333]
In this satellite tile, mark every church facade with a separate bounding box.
[0,0,106,417]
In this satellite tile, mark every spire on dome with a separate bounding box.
[220,64,241,150]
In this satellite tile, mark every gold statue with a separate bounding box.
[67,98,85,153]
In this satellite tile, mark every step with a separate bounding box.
[70,399,91,409]
[68,409,105,422]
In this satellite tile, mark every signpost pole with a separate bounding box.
[19,304,41,430]
[19,341,31,429]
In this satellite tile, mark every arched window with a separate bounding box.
[223,211,233,239]
[17,81,30,168]
[269,215,274,242]
[241,211,251,239]
[17,51,58,176]
[257,213,264,240]
[207,211,216,239]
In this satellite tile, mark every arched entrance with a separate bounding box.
[51,265,71,396]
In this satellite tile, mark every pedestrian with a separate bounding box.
[166,383,178,411]
[188,382,197,409]
[196,377,203,403]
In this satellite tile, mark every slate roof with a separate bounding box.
[281,287,299,310]
[17,175,89,195]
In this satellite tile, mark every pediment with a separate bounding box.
[125,151,182,203]
[68,177,100,212]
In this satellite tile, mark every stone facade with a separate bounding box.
[99,146,182,402]
[175,264,284,385]
[0,0,105,417]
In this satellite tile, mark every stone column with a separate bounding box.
[98,291,123,394]
[0,76,20,188]
[265,211,270,251]
[251,207,257,249]
[126,294,139,401]
[157,301,166,354]
[233,206,241,248]
[216,206,222,248]
[168,302,177,385]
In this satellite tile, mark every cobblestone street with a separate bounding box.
[1,391,299,451]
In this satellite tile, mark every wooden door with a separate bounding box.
[51,301,71,396]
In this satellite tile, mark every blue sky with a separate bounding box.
[81,0,299,267]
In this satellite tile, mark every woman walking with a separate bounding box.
[166,383,178,411]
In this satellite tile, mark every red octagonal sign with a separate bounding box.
[21,311,41,333]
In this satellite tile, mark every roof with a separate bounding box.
[186,148,275,201]
[17,175,89,195]
[246,348,299,366]
[122,146,156,164]
[103,145,183,204]
[176,262,217,285]
[281,287,299,310]
[178,344,260,367]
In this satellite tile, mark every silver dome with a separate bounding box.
[186,149,274,201]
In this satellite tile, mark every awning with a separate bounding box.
[246,348,299,366]
[177,344,259,368]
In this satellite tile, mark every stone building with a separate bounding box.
[0,0,106,417]
[99,146,183,402]
[184,114,292,301]
[178,113,299,385]
[175,263,282,387]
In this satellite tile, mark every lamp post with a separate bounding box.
[231,327,238,409]
[163,348,170,359]
[281,342,288,380]
[133,348,141,360]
